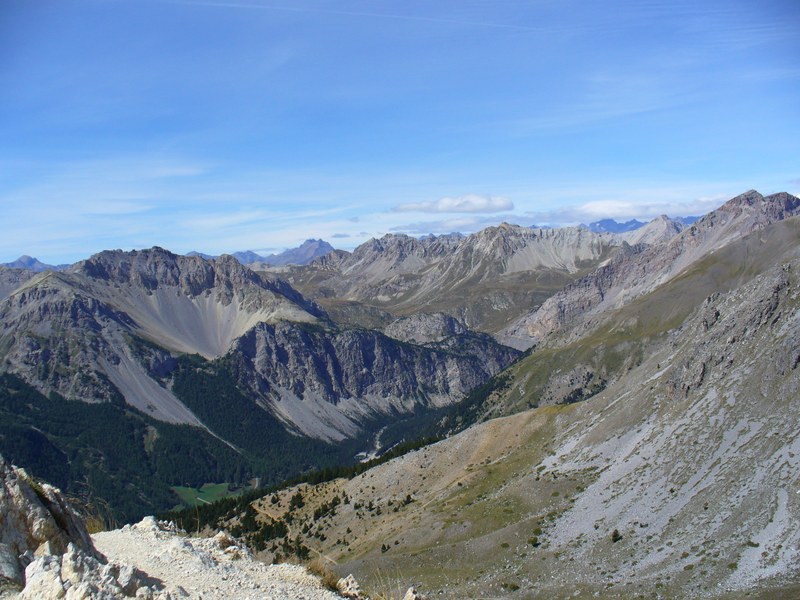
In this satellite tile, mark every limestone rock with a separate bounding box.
[383,312,467,344]
[337,573,363,599]
[403,586,428,600]
[0,456,174,598]
[19,543,177,600]
[0,455,98,587]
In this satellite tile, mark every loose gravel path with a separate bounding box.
[92,517,343,600]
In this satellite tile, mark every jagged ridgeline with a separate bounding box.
[156,191,800,599]
[0,247,519,520]
[2,184,799,572]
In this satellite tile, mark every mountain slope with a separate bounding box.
[0,248,327,424]
[0,247,520,520]
[212,240,800,599]
[503,191,800,348]
[227,321,518,441]
[287,225,621,332]
[0,267,35,301]
[256,238,335,267]
[493,213,800,416]
[71,247,326,357]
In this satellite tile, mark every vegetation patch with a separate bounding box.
[171,483,242,509]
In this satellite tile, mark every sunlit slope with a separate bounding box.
[491,212,800,416]
[285,225,621,333]
[253,252,800,598]
[0,248,325,423]
[74,248,325,358]
[504,190,799,347]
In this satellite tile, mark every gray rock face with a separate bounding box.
[0,455,98,589]
[227,321,520,441]
[504,191,800,347]
[0,267,35,302]
[71,247,324,316]
[288,225,619,333]
[257,239,335,267]
[383,313,468,344]
[0,248,327,423]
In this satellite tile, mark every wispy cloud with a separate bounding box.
[522,196,726,225]
[393,194,513,213]
[390,215,511,235]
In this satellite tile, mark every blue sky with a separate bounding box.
[1,0,799,263]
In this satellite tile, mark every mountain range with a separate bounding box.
[176,190,799,599]
[0,255,69,272]
[187,238,335,267]
[1,190,798,598]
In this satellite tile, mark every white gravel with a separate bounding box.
[92,517,343,600]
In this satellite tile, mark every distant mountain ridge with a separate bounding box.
[286,224,625,333]
[585,218,646,233]
[1,255,69,272]
[502,190,800,350]
[184,190,800,599]
[188,239,335,267]
[257,238,335,266]
[3,186,798,569]
[583,215,698,233]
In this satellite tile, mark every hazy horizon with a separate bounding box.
[2,0,798,264]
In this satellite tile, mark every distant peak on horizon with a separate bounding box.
[0,255,69,272]
[574,215,700,234]
[185,238,336,268]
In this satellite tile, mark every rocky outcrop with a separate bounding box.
[504,191,800,347]
[19,543,173,600]
[0,455,97,590]
[336,573,362,598]
[0,455,168,598]
[288,225,618,332]
[0,267,35,302]
[403,587,428,600]
[2,462,346,599]
[0,248,328,421]
[383,313,467,344]
[228,321,520,440]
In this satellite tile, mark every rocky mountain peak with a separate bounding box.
[722,188,764,208]
[714,189,799,219]
[71,247,277,299]
[1,256,68,273]
[616,214,685,245]
[258,238,336,266]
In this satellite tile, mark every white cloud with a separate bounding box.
[390,215,509,235]
[393,194,513,213]
[522,195,727,226]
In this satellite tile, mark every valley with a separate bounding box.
[1,190,799,598]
